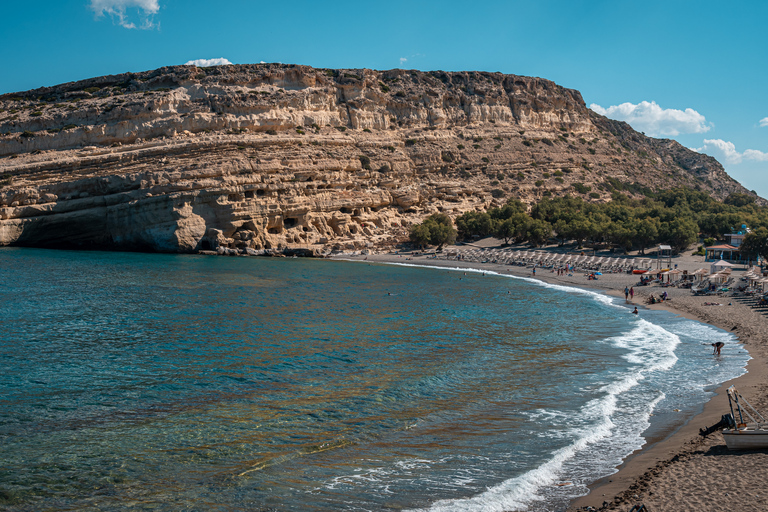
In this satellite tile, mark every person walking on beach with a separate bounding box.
[629,286,634,300]
[712,342,724,355]
[624,286,629,301]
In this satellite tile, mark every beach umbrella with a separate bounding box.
[711,260,735,274]
[692,268,708,282]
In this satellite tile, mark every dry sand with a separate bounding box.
[334,245,768,512]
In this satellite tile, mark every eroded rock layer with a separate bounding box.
[0,64,754,253]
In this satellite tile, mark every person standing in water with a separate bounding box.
[712,342,724,355]
[624,286,630,301]
[629,286,635,300]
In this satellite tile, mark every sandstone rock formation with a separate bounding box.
[0,64,756,253]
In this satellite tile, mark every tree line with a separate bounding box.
[410,189,768,258]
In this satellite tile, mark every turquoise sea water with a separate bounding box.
[0,248,748,511]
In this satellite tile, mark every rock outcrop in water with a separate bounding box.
[0,64,756,253]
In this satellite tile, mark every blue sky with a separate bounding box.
[2,1,766,197]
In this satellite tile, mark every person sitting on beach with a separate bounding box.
[661,291,668,301]
[712,342,724,355]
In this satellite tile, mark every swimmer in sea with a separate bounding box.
[712,342,724,355]
[632,307,638,315]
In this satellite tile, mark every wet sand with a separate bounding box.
[334,247,768,511]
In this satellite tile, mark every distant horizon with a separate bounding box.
[1,1,765,197]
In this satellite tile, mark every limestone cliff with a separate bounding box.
[0,64,756,253]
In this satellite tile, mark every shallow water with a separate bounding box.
[0,248,748,511]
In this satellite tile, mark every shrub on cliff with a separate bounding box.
[410,213,457,248]
[725,193,756,207]
[572,183,591,194]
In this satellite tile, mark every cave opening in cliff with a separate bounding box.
[284,217,298,229]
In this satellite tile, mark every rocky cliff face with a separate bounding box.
[0,64,756,253]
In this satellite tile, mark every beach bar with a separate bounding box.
[705,244,740,263]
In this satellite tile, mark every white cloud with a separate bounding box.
[589,100,712,137]
[760,117,768,127]
[744,149,768,162]
[399,57,407,66]
[185,58,233,67]
[695,139,768,164]
[90,0,159,29]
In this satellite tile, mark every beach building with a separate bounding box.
[704,225,752,263]
[725,232,746,247]
[705,244,740,262]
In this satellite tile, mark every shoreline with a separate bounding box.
[333,249,768,512]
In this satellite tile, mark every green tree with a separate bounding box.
[409,223,432,248]
[660,217,698,253]
[605,220,634,253]
[494,218,517,244]
[455,211,494,239]
[494,213,530,244]
[409,213,457,248]
[724,193,756,208]
[554,213,592,248]
[740,227,768,263]
[526,218,552,246]
[633,217,660,254]
[489,198,527,220]
[697,212,742,239]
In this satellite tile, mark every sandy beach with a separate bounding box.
[335,244,768,512]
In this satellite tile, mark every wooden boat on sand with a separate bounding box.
[722,386,768,450]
